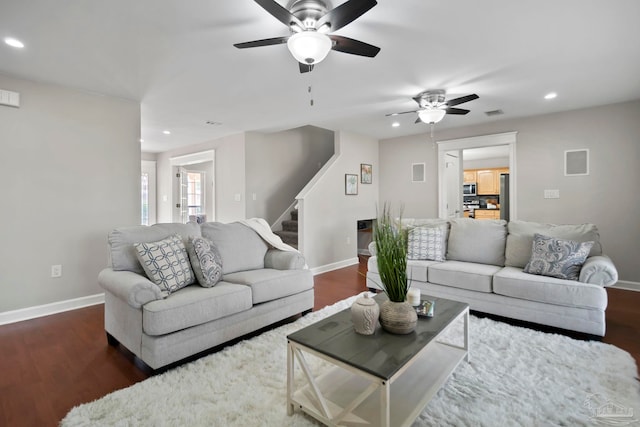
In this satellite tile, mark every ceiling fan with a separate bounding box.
[234,0,381,73]
[387,90,480,125]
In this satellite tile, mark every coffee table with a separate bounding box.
[286,294,469,427]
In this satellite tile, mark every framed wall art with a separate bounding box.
[345,174,358,195]
[360,163,372,184]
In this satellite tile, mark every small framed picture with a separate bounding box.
[360,164,372,184]
[345,174,358,195]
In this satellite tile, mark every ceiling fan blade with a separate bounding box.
[299,62,314,73]
[329,35,380,57]
[445,107,470,115]
[385,110,418,117]
[415,117,422,124]
[234,36,289,49]
[445,94,479,107]
[317,0,377,32]
[254,0,303,29]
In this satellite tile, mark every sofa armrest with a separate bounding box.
[580,255,618,287]
[98,268,166,308]
[368,241,377,256]
[264,249,306,270]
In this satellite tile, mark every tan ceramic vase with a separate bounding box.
[379,299,418,334]
[351,294,379,335]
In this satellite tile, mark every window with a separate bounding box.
[141,172,149,225]
[186,171,205,218]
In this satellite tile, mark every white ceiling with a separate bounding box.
[1,0,639,153]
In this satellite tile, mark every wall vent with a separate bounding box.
[484,109,504,117]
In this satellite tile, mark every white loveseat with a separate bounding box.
[366,218,618,336]
[99,221,313,370]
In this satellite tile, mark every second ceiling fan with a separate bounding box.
[234,0,381,73]
[388,90,480,124]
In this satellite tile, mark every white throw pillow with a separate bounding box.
[407,226,446,262]
[134,234,195,293]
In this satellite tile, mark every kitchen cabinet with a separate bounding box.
[477,169,499,194]
[474,209,500,220]
[463,170,477,184]
[472,167,509,195]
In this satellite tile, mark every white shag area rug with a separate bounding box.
[62,295,640,427]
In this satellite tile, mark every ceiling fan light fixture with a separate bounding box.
[418,108,446,124]
[287,31,332,65]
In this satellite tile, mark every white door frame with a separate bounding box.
[170,150,215,223]
[436,132,517,220]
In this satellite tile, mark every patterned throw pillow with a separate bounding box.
[134,234,195,293]
[407,226,446,262]
[523,233,594,281]
[187,237,223,288]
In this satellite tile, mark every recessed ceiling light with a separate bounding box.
[4,37,25,48]
[392,122,400,127]
[544,92,557,100]
[162,130,171,135]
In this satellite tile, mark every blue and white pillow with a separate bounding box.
[187,237,223,288]
[523,233,594,281]
[407,225,446,262]
[134,234,195,293]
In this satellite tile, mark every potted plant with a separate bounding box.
[374,204,417,334]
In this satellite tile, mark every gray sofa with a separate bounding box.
[366,218,618,336]
[99,221,314,369]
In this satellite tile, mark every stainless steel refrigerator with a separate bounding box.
[500,173,510,221]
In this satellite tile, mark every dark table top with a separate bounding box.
[287,294,468,380]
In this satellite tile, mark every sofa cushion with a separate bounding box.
[505,220,602,268]
[223,269,313,304]
[493,267,607,310]
[367,257,435,283]
[134,235,195,293]
[446,218,507,266]
[407,225,446,262]
[187,237,223,287]
[109,222,201,274]
[142,282,252,336]
[523,234,594,281]
[428,261,501,293]
[201,222,268,274]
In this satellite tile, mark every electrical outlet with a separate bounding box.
[234,193,241,202]
[51,265,62,278]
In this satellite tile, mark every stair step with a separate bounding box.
[282,220,298,232]
[290,210,298,221]
[275,230,298,246]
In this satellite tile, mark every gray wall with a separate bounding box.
[245,126,334,225]
[0,74,140,312]
[379,100,640,282]
[299,131,379,270]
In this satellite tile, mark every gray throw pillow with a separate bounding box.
[407,225,446,262]
[134,234,195,293]
[188,237,223,288]
[523,233,594,281]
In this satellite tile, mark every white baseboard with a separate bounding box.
[0,293,105,326]
[611,280,640,292]
[311,257,359,275]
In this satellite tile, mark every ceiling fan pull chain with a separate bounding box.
[308,85,314,107]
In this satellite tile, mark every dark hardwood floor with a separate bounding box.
[0,257,638,426]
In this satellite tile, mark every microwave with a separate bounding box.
[463,183,477,195]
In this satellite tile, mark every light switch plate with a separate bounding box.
[544,189,560,199]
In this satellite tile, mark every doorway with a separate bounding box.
[437,132,517,220]
[169,150,215,224]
